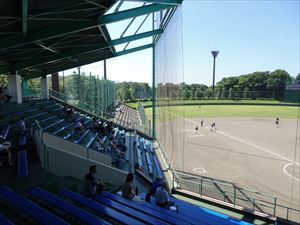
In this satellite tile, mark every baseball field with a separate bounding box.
[146,104,300,221]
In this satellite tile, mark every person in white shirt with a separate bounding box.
[155,181,174,208]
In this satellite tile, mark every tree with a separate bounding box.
[0,75,8,87]
[206,88,213,99]
[296,73,300,80]
[195,88,203,99]
[228,88,233,99]
[266,69,291,99]
[243,87,250,99]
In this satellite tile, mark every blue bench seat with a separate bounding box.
[153,155,163,178]
[74,129,90,144]
[26,112,48,120]
[145,152,153,175]
[136,148,143,169]
[63,131,74,139]
[17,149,28,177]
[85,132,98,148]
[52,123,73,135]
[0,186,68,225]
[168,195,252,225]
[59,188,144,225]
[140,193,252,225]
[99,192,191,225]
[42,119,65,131]
[94,194,168,225]
[29,187,110,225]
[0,213,14,225]
[37,115,57,123]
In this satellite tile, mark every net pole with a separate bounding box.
[152,12,156,139]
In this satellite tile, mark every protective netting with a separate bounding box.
[53,73,116,118]
[154,6,186,170]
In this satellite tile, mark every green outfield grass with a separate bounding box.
[145,104,299,120]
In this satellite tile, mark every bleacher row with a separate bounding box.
[1,100,63,176]
[134,135,163,179]
[0,185,251,225]
[1,99,254,225]
[1,99,128,176]
[114,104,141,126]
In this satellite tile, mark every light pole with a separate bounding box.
[211,50,219,99]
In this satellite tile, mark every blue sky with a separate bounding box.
[62,0,300,85]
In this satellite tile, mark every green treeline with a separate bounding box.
[1,69,299,101]
[115,82,152,101]
[157,69,299,100]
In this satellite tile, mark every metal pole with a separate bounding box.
[62,71,65,94]
[104,60,107,80]
[212,57,216,98]
[152,12,156,139]
[211,51,219,99]
[77,67,80,100]
[233,187,236,206]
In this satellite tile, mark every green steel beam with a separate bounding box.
[44,43,153,75]
[0,4,173,52]
[126,0,182,5]
[22,0,28,38]
[97,3,173,25]
[14,29,162,70]
[17,43,154,78]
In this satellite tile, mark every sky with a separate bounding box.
[61,0,300,86]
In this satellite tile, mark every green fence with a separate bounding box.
[22,88,42,100]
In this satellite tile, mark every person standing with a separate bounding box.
[211,122,216,131]
[275,117,279,127]
[200,119,203,127]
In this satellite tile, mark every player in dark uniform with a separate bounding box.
[200,119,203,127]
[211,122,216,131]
[275,117,279,127]
[195,126,198,134]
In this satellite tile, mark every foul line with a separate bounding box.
[215,129,300,166]
[168,111,300,167]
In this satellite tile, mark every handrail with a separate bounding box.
[35,120,50,184]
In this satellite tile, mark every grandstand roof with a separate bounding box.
[0,0,182,80]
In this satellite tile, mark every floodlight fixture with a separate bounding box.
[211,50,219,98]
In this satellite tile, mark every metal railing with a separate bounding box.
[155,139,300,223]
[35,120,50,184]
[173,171,277,215]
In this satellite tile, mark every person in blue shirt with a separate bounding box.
[151,176,162,194]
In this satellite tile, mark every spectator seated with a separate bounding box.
[99,192,190,225]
